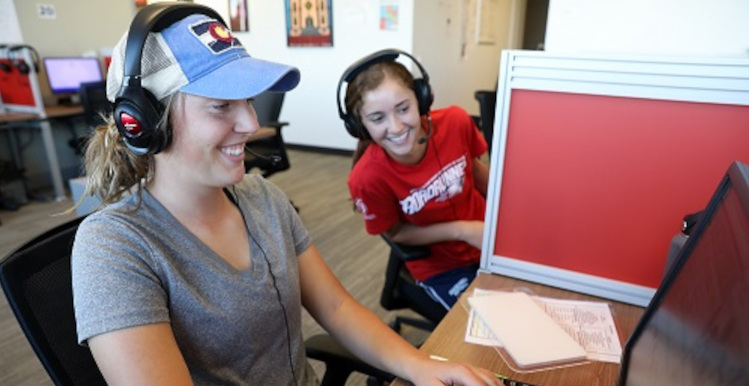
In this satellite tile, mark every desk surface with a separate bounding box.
[391,272,644,386]
[0,105,84,124]
[0,104,85,201]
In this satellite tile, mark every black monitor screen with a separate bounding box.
[43,57,102,95]
[618,161,749,386]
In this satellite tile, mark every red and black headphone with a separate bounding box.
[336,49,433,139]
[113,2,225,155]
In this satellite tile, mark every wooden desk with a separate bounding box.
[391,272,644,386]
[0,105,84,200]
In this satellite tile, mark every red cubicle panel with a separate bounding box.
[493,89,749,289]
[0,59,36,106]
[483,51,749,306]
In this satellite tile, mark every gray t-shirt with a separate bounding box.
[72,175,318,385]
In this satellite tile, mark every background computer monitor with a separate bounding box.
[618,161,749,386]
[43,57,102,95]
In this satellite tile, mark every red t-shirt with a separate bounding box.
[348,106,488,281]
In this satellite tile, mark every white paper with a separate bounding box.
[465,289,623,363]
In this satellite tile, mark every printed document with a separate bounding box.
[465,288,623,363]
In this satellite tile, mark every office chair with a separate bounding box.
[69,80,111,155]
[0,217,390,386]
[474,90,497,157]
[305,334,394,386]
[78,81,111,129]
[0,216,106,386]
[380,236,447,331]
[244,91,292,178]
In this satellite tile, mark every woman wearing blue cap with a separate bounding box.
[71,4,499,385]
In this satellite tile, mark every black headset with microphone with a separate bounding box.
[336,49,433,140]
[7,45,40,75]
[113,2,224,156]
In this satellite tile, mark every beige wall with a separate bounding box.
[414,0,516,115]
[13,0,134,101]
[1,0,134,189]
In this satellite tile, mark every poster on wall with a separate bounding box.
[476,0,499,44]
[285,0,333,47]
[379,0,398,31]
[229,0,249,32]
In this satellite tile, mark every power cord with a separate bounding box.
[229,186,299,385]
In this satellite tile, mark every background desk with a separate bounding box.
[391,272,644,386]
[0,105,84,201]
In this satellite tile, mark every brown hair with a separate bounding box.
[68,93,181,212]
[345,61,415,166]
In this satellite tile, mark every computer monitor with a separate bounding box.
[618,161,749,386]
[43,57,102,95]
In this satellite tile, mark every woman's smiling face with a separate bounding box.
[157,93,259,189]
[359,74,427,165]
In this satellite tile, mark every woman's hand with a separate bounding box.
[404,356,503,386]
[457,220,485,249]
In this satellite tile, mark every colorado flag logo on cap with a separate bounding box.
[190,20,242,54]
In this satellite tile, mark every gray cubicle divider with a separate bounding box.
[481,50,749,307]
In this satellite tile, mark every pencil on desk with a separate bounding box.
[428,355,538,386]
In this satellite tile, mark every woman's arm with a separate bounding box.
[385,220,484,249]
[298,244,500,385]
[88,323,193,386]
[382,157,488,249]
[473,157,490,198]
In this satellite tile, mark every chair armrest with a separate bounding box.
[474,89,496,100]
[471,115,480,128]
[246,127,277,142]
[305,334,393,385]
[261,121,289,129]
[380,235,430,262]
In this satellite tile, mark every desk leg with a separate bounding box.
[39,120,66,201]
[6,130,25,171]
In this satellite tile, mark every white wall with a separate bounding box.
[5,0,513,152]
[545,0,749,57]
[0,0,23,43]
[13,0,132,58]
[197,0,414,151]
[200,0,510,151]
[413,0,511,114]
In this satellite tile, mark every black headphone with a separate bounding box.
[7,45,40,75]
[113,2,225,156]
[336,49,433,139]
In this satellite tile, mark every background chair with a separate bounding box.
[69,80,111,155]
[306,236,447,386]
[0,217,391,386]
[78,81,110,129]
[379,236,447,331]
[474,90,497,157]
[0,216,105,386]
[244,91,292,178]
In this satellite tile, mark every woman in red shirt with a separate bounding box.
[339,49,490,309]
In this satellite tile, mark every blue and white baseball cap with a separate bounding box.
[106,13,300,102]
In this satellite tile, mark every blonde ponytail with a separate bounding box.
[82,118,151,206]
[67,93,179,213]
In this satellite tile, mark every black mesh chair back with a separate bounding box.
[69,80,111,155]
[79,80,111,129]
[0,216,106,386]
[244,91,292,177]
[253,90,285,126]
[474,90,497,157]
[379,236,446,331]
